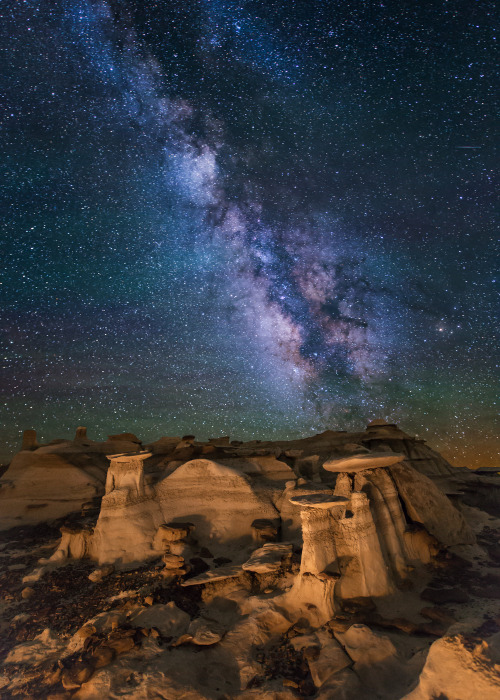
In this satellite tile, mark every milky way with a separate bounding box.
[1,0,498,466]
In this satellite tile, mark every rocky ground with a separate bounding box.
[1,505,499,700]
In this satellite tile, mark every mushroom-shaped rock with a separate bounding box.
[104,452,152,496]
[323,452,405,472]
[289,494,349,509]
[92,451,164,565]
[284,493,347,622]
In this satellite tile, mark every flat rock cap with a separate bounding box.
[323,451,405,472]
[288,493,349,509]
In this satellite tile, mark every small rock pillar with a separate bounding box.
[21,429,38,451]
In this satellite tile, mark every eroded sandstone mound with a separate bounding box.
[0,429,143,530]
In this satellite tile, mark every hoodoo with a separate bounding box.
[1,421,498,700]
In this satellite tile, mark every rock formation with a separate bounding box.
[21,429,38,451]
[0,429,148,529]
[285,493,348,621]
[0,420,498,699]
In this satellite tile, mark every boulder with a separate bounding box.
[187,617,223,645]
[129,602,190,637]
[404,631,500,700]
[306,630,351,687]
[61,659,95,690]
[242,542,293,573]
[340,623,398,664]
[390,462,475,545]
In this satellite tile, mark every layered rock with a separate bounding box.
[363,420,455,477]
[242,542,293,573]
[1,421,497,700]
[4,422,477,596]
[404,630,500,700]
[0,442,106,530]
[92,452,163,565]
[281,448,474,619]
[0,429,149,530]
[285,494,348,621]
[390,461,474,546]
[91,457,283,565]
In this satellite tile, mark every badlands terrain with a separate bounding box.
[0,420,499,699]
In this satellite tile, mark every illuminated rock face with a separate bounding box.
[155,458,281,552]
[334,490,397,600]
[2,423,474,589]
[1,424,498,700]
[389,462,475,545]
[0,419,460,533]
[0,429,146,530]
[92,457,283,565]
[0,445,107,530]
[283,456,473,618]
[92,452,164,566]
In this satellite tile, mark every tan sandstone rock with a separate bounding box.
[403,631,500,700]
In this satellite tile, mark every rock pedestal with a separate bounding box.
[21,429,38,451]
[334,491,396,599]
[74,426,88,441]
[104,452,152,497]
[286,494,348,622]
[48,524,95,562]
[93,452,164,565]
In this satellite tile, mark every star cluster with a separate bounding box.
[1,0,498,466]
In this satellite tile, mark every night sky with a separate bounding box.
[1,0,498,467]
